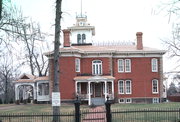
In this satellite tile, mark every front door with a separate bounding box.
[95,83,102,97]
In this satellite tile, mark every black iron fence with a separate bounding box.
[0,108,180,122]
[0,98,180,122]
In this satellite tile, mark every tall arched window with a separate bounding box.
[92,60,102,75]
[82,34,86,43]
[77,34,81,44]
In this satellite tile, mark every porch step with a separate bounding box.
[91,98,105,106]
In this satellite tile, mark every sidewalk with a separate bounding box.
[82,106,106,122]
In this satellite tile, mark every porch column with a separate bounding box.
[15,84,19,101]
[33,84,36,100]
[112,81,114,99]
[22,86,25,100]
[104,81,107,101]
[88,82,91,105]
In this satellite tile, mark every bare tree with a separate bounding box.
[163,24,180,58]
[156,0,180,22]
[8,18,50,76]
[0,52,21,103]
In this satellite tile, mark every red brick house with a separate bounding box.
[45,15,166,105]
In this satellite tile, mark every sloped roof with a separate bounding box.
[35,76,49,81]
[74,75,115,81]
[16,74,49,83]
[45,45,166,56]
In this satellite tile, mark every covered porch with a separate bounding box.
[74,76,115,105]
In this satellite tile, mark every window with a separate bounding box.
[118,98,125,103]
[125,80,132,94]
[77,34,86,44]
[118,80,124,94]
[126,98,132,103]
[151,58,158,72]
[77,34,81,44]
[125,59,131,72]
[152,98,159,103]
[82,34,86,43]
[92,60,102,75]
[118,59,124,72]
[118,80,132,94]
[75,58,80,72]
[152,79,158,94]
[118,59,131,73]
[38,83,49,96]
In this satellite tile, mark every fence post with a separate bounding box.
[74,95,81,122]
[105,96,112,122]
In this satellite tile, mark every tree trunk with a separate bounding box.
[53,0,62,121]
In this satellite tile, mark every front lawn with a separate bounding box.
[0,102,179,114]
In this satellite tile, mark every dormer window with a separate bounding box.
[77,34,86,44]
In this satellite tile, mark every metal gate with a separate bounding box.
[81,106,106,122]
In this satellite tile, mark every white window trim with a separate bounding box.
[118,98,125,103]
[152,79,159,94]
[125,80,132,94]
[118,80,124,94]
[118,59,124,72]
[151,58,158,72]
[92,60,103,75]
[75,58,80,72]
[125,59,131,72]
[126,98,132,103]
[152,98,159,103]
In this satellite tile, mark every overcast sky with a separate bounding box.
[12,0,177,73]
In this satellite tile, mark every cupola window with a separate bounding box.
[77,34,81,44]
[77,34,86,44]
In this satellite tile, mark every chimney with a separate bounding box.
[136,32,143,50]
[63,29,71,47]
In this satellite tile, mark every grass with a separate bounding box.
[0,102,180,114]
[111,102,180,110]
[0,102,180,122]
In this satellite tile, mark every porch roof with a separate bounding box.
[74,75,115,81]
